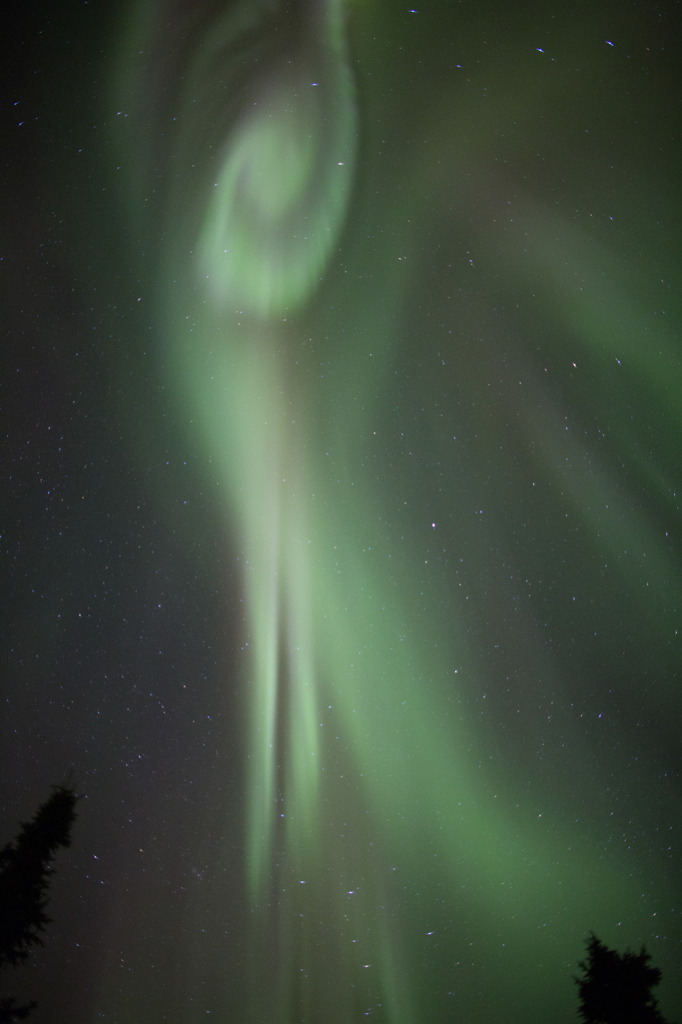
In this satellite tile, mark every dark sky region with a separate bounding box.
[1,1,680,1022]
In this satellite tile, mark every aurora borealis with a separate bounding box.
[1,1,680,1022]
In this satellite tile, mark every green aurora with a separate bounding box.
[1,1,678,1023]
[109,1,681,1021]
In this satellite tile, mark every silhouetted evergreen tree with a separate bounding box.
[0,785,78,1022]
[574,932,672,1024]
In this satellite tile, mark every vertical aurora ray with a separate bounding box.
[187,0,358,901]
[110,3,682,1021]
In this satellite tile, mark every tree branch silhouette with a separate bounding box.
[0,784,78,1022]
[575,932,673,1024]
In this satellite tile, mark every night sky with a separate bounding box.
[1,2,681,1023]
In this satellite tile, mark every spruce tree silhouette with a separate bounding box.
[574,932,673,1024]
[0,784,78,1022]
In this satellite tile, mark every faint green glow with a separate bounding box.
[111,3,682,1022]
[166,23,649,1024]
